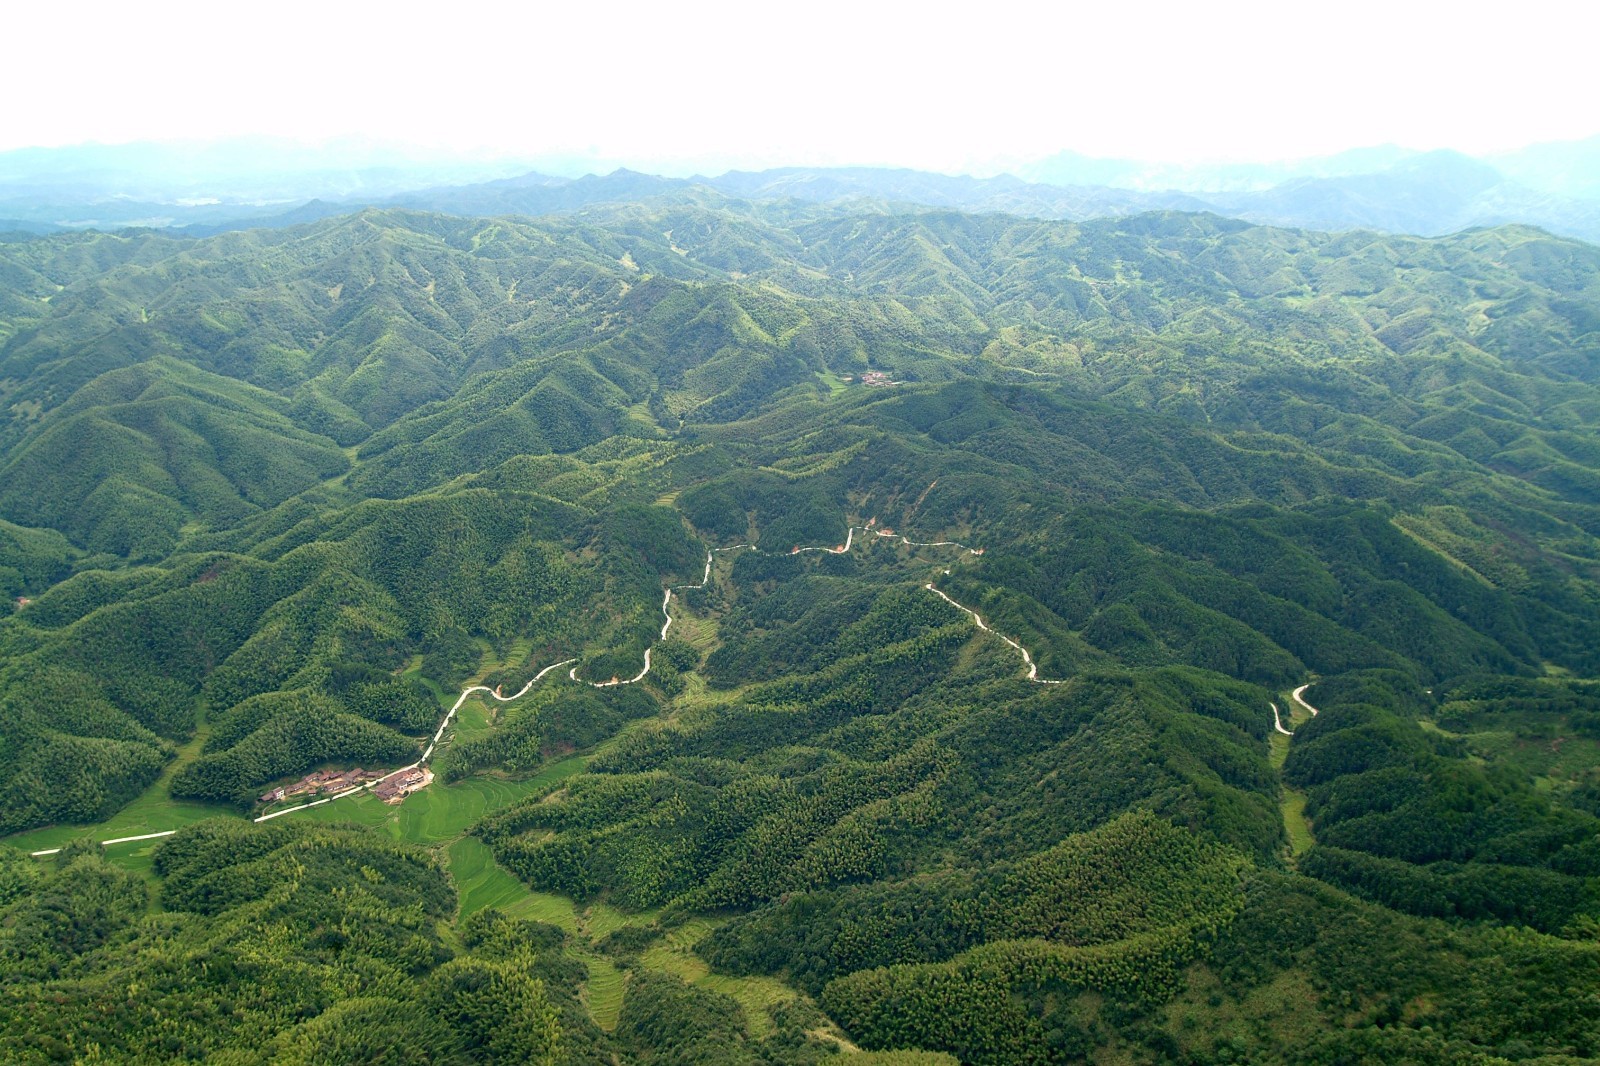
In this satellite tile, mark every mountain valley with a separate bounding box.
[2,200,1600,1064]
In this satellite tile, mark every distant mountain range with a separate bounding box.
[3,136,1599,243]
[7,173,1600,1063]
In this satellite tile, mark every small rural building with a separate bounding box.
[374,767,431,805]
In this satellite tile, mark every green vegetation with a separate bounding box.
[1281,671,1600,933]
[1280,788,1314,856]
[4,201,1600,1061]
[582,954,626,1032]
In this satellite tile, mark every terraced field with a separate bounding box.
[640,918,801,1039]
[581,954,626,1032]
[502,891,584,933]
[451,829,804,1040]
[449,836,532,917]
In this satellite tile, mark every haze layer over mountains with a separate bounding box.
[5,135,1599,243]
[4,120,1600,1064]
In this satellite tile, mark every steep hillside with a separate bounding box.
[3,204,1600,1063]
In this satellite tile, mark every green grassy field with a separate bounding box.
[447,696,493,741]
[2,716,228,855]
[101,840,161,881]
[450,829,802,1041]
[296,755,589,843]
[1284,693,1315,731]
[399,654,451,709]
[581,954,626,1032]
[1421,712,1600,790]
[1268,729,1291,771]
[502,890,583,933]
[1280,790,1314,857]
[3,797,225,856]
[1273,692,1314,858]
[639,917,799,1039]
[665,604,720,657]
[816,369,848,394]
[449,835,534,917]
[582,900,643,941]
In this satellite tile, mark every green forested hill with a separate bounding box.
[3,203,1600,1063]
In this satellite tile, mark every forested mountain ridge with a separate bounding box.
[9,136,1600,242]
[3,202,1600,1063]
[5,206,1599,557]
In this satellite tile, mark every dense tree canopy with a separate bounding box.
[4,201,1600,1061]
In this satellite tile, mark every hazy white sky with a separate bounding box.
[5,0,1595,172]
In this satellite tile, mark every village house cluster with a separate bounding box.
[258,764,434,806]
[836,371,900,387]
[375,767,431,804]
[259,767,382,804]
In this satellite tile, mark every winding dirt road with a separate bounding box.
[31,519,1054,849]
[573,543,754,686]
[1271,702,1293,736]
[673,525,1055,684]
[255,657,580,823]
[923,584,1066,684]
[569,524,996,687]
[1270,684,1320,738]
[37,541,1329,855]
[29,829,178,858]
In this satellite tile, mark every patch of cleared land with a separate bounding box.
[640,917,801,1039]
